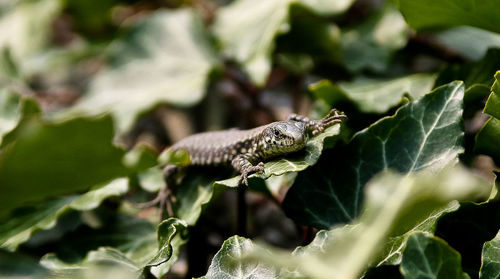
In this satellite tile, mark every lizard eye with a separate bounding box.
[274,130,280,137]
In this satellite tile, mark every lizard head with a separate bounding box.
[259,120,308,157]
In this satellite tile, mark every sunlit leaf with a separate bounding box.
[199,236,279,279]
[0,0,61,60]
[476,71,500,164]
[480,230,500,279]
[247,167,490,279]
[213,0,355,86]
[433,27,500,61]
[41,218,188,278]
[284,81,465,229]
[0,89,23,144]
[0,114,129,218]
[71,9,219,132]
[484,71,500,119]
[0,178,128,250]
[311,73,436,114]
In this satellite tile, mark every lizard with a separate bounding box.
[139,109,347,218]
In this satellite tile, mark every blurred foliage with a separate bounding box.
[0,0,498,278]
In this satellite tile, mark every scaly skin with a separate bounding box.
[140,109,347,218]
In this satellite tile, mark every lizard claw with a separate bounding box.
[238,162,265,186]
[311,109,347,136]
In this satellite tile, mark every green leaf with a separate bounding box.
[41,218,188,278]
[0,47,20,82]
[476,71,500,164]
[433,27,500,61]
[276,6,342,67]
[213,0,291,86]
[41,248,141,278]
[400,232,468,279]
[476,118,500,164]
[247,167,490,279]
[213,0,354,86]
[64,0,117,39]
[298,0,355,16]
[0,249,49,278]
[0,114,129,218]
[158,148,190,167]
[434,49,500,91]
[396,0,500,34]
[71,9,219,132]
[341,3,409,73]
[376,202,459,266]
[146,218,188,267]
[199,235,279,279]
[283,81,465,229]
[434,201,500,276]
[480,230,500,279]
[176,167,234,225]
[0,89,23,144]
[138,167,164,193]
[0,178,128,250]
[484,71,500,119]
[123,143,158,172]
[0,0,61,60]
[311,73,436,114]
[215,123,341,187]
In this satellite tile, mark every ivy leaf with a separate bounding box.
[476,118,500,164]
[480,230,500,279]
[0,0,61,61]
[298,0,355,16]
[283,81,465,229]
[213,0,355,86]
[434,49,500,92]
[247,167,490,279]
[484,71,500,119]
[199,236,279,279]
[400,232,469,279]
[341,3,409,73]
[396,0,500,34]
[0,178,128,251]
[41,248,141,278]
[0,249,49,278]
[71,9,219,132]
[476,71,500,164]
[311,73,436,114]
[146,218,188,267]
[0,89,37,144]
[41,218,188,278]
[123,143,158,172]
[213,0,291,86]
[433,27,500,61]
[0,114,129,218]
[435,201,500,276]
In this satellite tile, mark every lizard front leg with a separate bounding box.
[288,108,347,135]
[232,154,265,186]
[135,164,179,220]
